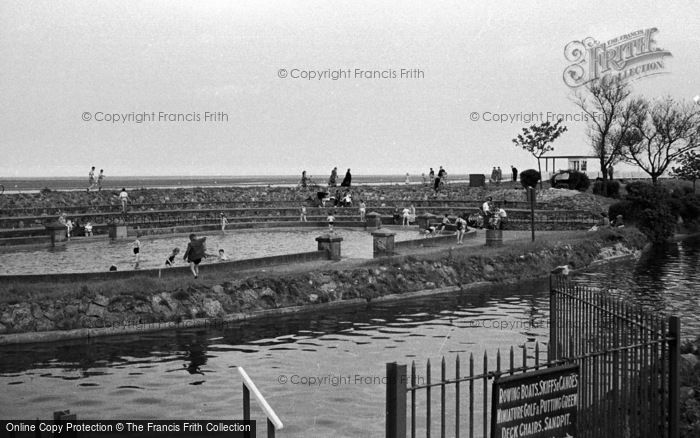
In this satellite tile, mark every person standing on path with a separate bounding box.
[340,168,352,187]
[429,168,435,187]
[119,188,129,214]
[97,169,105,191]
[87,166,97,191]
[497,167,502,184]
[511,165,518,182]
[329,167,338,187]
[359,200,366,222]
[300,205,307,222]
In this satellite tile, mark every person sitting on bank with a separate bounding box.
[496,208,508,230]
[612,214,625,228]
[84,221,93,236]
[165,247,180,267]
[218,249,230,261]
[588,212,611,232]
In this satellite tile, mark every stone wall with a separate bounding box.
[0,229,647,340]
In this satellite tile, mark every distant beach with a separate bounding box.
[0,174,472,194]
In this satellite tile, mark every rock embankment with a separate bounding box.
[0,229,647,336]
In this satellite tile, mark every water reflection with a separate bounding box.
[576,235,700,337]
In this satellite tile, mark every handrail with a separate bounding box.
[238,367,284,431]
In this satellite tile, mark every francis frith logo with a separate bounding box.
[563,28,672,87]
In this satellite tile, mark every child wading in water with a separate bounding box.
[165,247,180,267]
[218,249,230,261]
[133,234,141,269]
[220,213,229,234]
[184,234,207,279]
[327,211,335,232]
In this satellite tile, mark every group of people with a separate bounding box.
[327,167,352,188]
[478,196,508,230]
[589,212,624,232]
[489,166,519,184]
[423,213,471,244]
[114,233,230,278]
[87,166,106,192]
[57,212,94,238]
[428,166,448,193]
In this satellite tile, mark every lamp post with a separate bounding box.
[528,186,536,241]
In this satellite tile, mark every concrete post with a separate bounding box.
[415,213,436,231]
[109,223,128,240]
[315,234,343,261]
[45,222,67,246]
[366,212,382,230]
[372,228,396,257]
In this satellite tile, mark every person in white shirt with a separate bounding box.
[119,188,129,214]
[402,207,411,226]
[496,208,508,230]
[481,197,493,229]
[84,222,93,236]
[359,201,366,222]
[87,166,97,191]
[300,205,307,222]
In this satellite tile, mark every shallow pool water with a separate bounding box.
[0,228,421,275]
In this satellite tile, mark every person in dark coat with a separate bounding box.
[184,233,207,279]
[340,168,352,187]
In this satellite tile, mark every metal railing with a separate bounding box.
[238,367,283,438]
[386,277,680,438]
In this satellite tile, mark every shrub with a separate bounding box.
[519,169,541,188]
[637,206,676,243]
[592,180,620,198]
[550,170,590,191]
[608,201,635,223]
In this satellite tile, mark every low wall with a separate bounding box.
[394,229,477,249]
[0,250,329,285]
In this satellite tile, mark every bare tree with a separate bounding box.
[572,77,637,195]
[621,97,700,184]
[512,119,568,190]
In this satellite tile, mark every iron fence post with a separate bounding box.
[386,362,407,438]
[243,384,251,438]
[549,277,557,362]
[668,316,680,438]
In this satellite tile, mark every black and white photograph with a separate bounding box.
[1,1,699,437]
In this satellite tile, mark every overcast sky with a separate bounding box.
[1,0,698,177]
